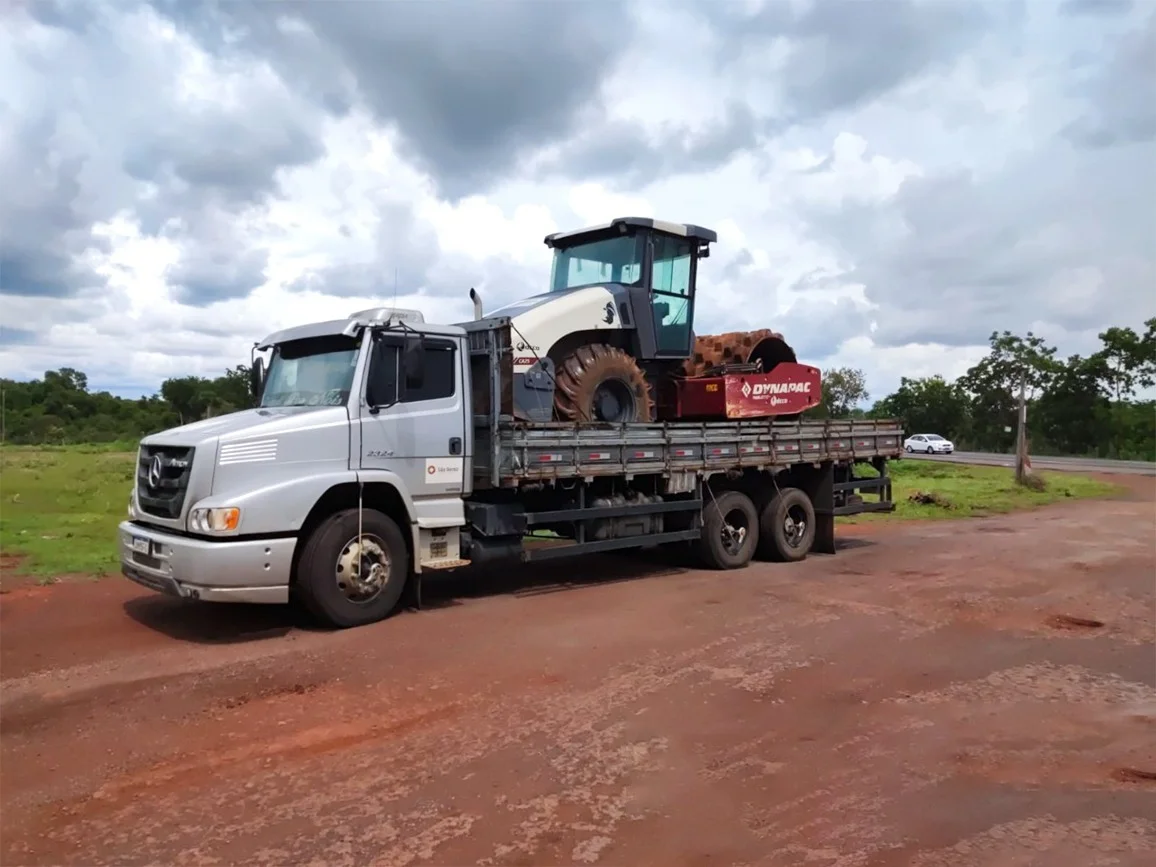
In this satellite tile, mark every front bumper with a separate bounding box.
[118,521,296,604]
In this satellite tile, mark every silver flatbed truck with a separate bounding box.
[119,305,901,628]
[120,216,902,628]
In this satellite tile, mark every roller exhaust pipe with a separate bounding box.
[469,287,483,321]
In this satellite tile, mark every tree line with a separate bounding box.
[1,366,253,446]
[2,320,1153,459]
[866,320,1156,460]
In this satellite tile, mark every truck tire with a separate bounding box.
[698,490,759,569]
[295,508,409,628]
[756,487,815,562]
[554,344,654,423]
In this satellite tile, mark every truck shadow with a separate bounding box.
[419,551,692,609]
[121,540,880,643]
[418,538,879,608]
[121,594,308,644]
[120,538,881,643]
[120,551,692,643]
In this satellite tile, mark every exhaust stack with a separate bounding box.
[469,287,483,321]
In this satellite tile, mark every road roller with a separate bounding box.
[463,217,820,424]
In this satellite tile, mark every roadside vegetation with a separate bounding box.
[867,324,1156,461]
[2,321,1153,461]
[844,459,1120,523]
[0,445,1124,582]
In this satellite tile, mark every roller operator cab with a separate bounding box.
[468,217,718,425]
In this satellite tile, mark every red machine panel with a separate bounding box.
[661,362,822,420]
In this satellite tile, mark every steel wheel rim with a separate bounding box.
[334,533,391,604]
[594,378,635,423]
[720,507,749,555]
[783,504,808,548]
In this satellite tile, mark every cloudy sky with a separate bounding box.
[1,0,1153,401]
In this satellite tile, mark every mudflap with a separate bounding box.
[812,462,837,555]
[403,571,423,611]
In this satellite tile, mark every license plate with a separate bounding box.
[130,536,151,555]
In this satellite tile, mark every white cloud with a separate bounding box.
[421,198,556,265]
[1,0,1153,405]
[827,337,989,396]
[565,183,654,228]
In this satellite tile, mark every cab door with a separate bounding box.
[358,333,466,522]
[650,234,696,357]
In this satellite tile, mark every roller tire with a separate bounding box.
[553,344,654,423]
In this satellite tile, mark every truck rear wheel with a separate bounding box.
[698,490,758,569]
[553,344,654,423]
[756,487,815,562]
[295,508,409,628]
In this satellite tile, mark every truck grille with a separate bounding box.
[137,445,195,519]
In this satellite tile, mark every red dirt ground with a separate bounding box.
[2,476,1154,866]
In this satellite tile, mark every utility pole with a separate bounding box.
[1014,369,1027,485]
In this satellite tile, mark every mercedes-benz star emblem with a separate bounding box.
[148,455,163,488]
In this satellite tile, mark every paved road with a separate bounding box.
[905,449,1156,475]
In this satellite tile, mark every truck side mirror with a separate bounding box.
[402,335,426,389]
[250,358,265,402]
[366,337,398,412]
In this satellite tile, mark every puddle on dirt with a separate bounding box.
[1046,614,1106,631]
[1110,767,1156,785]
[216,681,319,711]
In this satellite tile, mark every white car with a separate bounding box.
[904,434,954,454]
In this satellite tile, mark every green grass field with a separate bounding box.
[1,446,136,580]
[844,458,1120,522]
[0,446,1123,581]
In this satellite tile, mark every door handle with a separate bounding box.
[449,437,462,455]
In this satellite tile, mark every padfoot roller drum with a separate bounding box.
[682,329,798,378]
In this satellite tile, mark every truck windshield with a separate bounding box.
[260,335,360,408]
[550,234,643,292]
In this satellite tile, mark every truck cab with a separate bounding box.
[121,307,472,624]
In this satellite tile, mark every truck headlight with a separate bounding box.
[190,507,241,534]
[127,491,136,519]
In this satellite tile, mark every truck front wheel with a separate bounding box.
[295,508,409,628]
[756,487,815,562]
[698,490,759,569]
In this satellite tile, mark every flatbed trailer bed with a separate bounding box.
[476,418,904,486]
[456,416,903,585]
